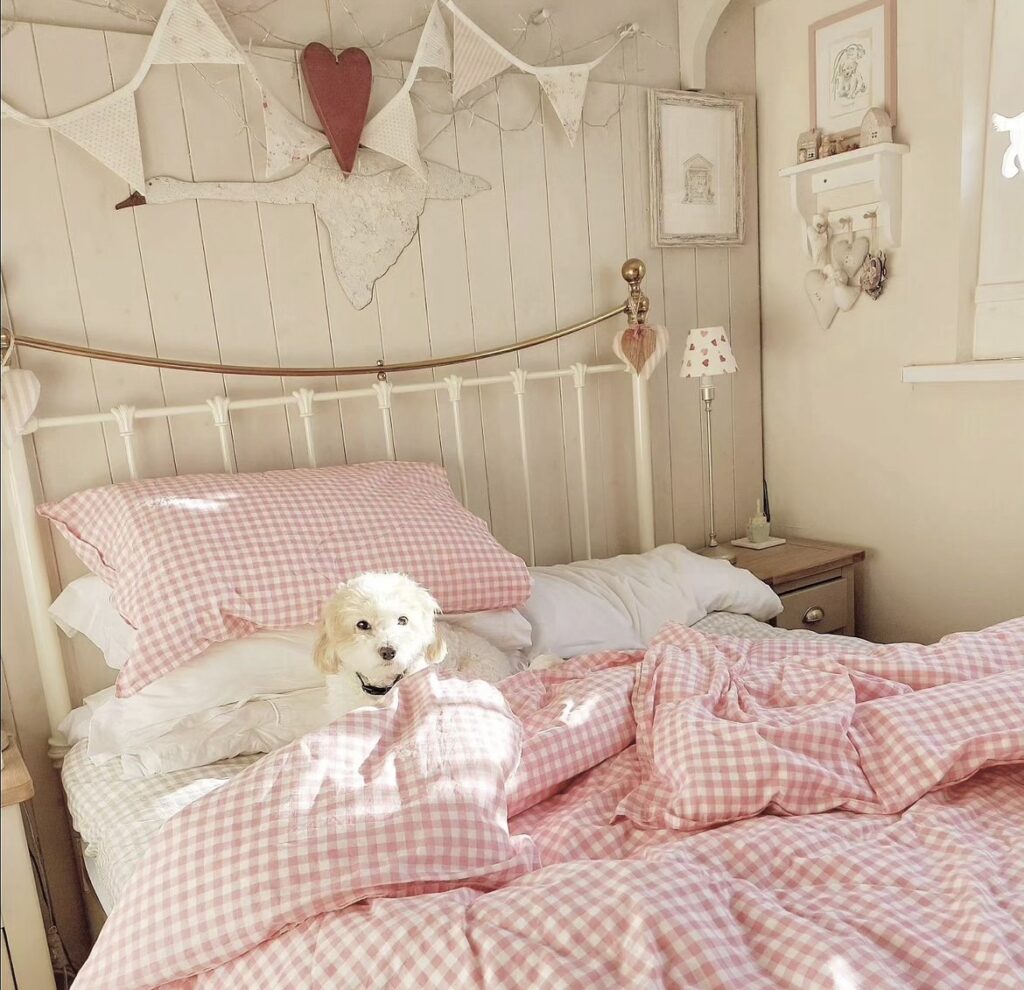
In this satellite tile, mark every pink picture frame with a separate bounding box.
[809,0,897,138]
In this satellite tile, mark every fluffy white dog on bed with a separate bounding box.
[313,572,518,719]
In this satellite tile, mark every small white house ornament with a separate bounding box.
[860,107,893,147]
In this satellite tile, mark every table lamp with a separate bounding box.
[680,326,738,562]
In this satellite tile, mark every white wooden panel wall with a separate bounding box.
[1,20,763,702]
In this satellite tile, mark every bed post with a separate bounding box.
[621,259,657,552]
[1,369,72,737]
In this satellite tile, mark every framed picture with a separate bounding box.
[648,90,744,247]
[809,0,896,138]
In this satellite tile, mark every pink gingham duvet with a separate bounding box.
[74,619,1024,990]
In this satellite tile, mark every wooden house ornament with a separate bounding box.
[860,107,893,147]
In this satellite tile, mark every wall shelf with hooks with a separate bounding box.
[779,143,909,248]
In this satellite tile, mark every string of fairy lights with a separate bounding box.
[2,0,677,174]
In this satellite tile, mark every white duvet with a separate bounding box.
[520,543,782,659]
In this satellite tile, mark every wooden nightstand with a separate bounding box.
[2,742,57,990]
[730,538,866,636]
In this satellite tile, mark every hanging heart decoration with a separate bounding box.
[830,233,870,281]
[301,44,372,174]
[804,270,839,329]
[613,323,668,380]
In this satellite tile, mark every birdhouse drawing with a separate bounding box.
[682,154,715,205]
[860,107,893,146]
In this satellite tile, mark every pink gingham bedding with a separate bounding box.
[74,619,1024,990]
[38,462,530,697]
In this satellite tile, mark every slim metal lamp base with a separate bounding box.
[698,543,737,564]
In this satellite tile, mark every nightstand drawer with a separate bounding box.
[777,577,849,634]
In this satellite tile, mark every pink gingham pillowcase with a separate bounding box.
[39,461,531,697]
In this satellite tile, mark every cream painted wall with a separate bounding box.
[755,0,1024,644]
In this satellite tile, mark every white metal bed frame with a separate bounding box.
[2,263,661,742]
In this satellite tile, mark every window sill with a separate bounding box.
[901,359,1024,383]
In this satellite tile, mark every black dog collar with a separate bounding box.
[356,672,403,696]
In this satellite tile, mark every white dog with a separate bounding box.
[313,572,518,719]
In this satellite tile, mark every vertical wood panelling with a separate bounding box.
[726,94,764,535]
[367,67,443,470]
[498,74,571,566]
[540,91,605,562]
[35,27,176,486]
[245,52,346,469]
[581,81,633,557]
[454,89,527,557]
[1,22,762,572]
[662,248,704,546]
[177,63,294,474]
[619,82,673,549]
[416,79,491,521]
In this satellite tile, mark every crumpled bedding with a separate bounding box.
[73,618,1024,990]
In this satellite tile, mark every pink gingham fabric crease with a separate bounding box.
[73,619,1024,989]
[73,671,538,990]
[619,619,1024,829]
[38,462,531,696]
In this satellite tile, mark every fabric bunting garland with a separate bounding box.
[2,0,637,188]
[360,1,452,179]
[445,0,630,147]
[0,0,325,190]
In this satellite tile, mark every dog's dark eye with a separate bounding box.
[397,616,408,625]
[356,620,371,631]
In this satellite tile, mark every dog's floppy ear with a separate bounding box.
[425,632,448,666]
[312,628,339,674]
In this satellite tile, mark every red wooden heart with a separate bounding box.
[301,44,372,173]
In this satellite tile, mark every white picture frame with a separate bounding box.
[809,0,897,139]
[648,90,744,247]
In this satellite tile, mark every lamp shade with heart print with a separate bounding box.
[680,327,738,378]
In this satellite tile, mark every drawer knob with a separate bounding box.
[803,606,825,624]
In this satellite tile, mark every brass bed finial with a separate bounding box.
[621,258,650,327]
[1,259,649,377]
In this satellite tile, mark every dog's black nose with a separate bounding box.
[379,646,396,662]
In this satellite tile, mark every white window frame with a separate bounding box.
[902,0,1023,384]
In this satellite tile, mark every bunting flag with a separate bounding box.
[185,0,326,174]
[261,90,328,176]
[451,12,513,102]
[360,1,451,179]
[1,89,146,192]
[0,0,325,189]
[149,0,245,65]
[534,66,590,146]
[445,0,630,146]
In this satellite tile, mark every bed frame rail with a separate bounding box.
[1,259,662,737]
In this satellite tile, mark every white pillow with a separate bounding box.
[50,575,134,669]
[522,544,782,659]
[51,576,533,757]
[50,575,533,671]
[84,628,325,758]
[117,688,327,778]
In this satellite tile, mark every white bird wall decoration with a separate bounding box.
[119,150,490,309]
[993,112,1024,179]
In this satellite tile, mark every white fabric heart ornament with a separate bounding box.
[831,235,870,280]
[804,270,839,329]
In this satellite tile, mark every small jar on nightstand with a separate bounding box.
[730,538,866,636]
[2,740,58,990]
